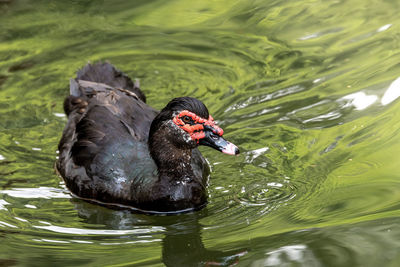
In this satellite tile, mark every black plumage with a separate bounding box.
[56,62,239,213]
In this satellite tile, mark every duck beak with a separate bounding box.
[199,130,240,155]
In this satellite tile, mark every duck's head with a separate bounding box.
[149,97,239,156]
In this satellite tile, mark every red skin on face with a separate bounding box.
[172,110,224,143]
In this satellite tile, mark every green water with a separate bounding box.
[1,0,400,266]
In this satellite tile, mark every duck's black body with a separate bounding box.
[57,62,238,213]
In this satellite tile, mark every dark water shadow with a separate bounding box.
[72,199,247,266]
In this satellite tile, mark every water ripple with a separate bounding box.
[2,0,400,265]
[0,187,71,199]
[33,224,164,236]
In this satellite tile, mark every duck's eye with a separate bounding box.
[210,133,219,140]
[182,116,191,123]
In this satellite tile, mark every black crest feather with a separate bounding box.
[163,97,209,118]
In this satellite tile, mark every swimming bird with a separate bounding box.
[56,62,239,213]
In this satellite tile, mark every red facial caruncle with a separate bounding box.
[172,110,224,143]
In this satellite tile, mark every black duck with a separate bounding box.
[56,62,239,213]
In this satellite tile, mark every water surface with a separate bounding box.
[1,0,400,266]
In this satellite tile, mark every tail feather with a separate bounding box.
[75,62,146,102]
[69,78,80,97]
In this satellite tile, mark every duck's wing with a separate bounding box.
[57,80,158,203]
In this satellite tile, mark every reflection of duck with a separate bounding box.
[73,199,247,266]
[162,221,248,267]
[56,62,239,213]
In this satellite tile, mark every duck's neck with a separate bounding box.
[147,125,207,212]
[149,129,195,181]
[155,145,194,180]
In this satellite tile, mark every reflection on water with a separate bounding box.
[73,201,247,266]
[0,186,70,199]
[382,77,400,105]
[245,217,400,266]
[1,0,400,265]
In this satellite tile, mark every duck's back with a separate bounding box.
[57,63,159,206]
